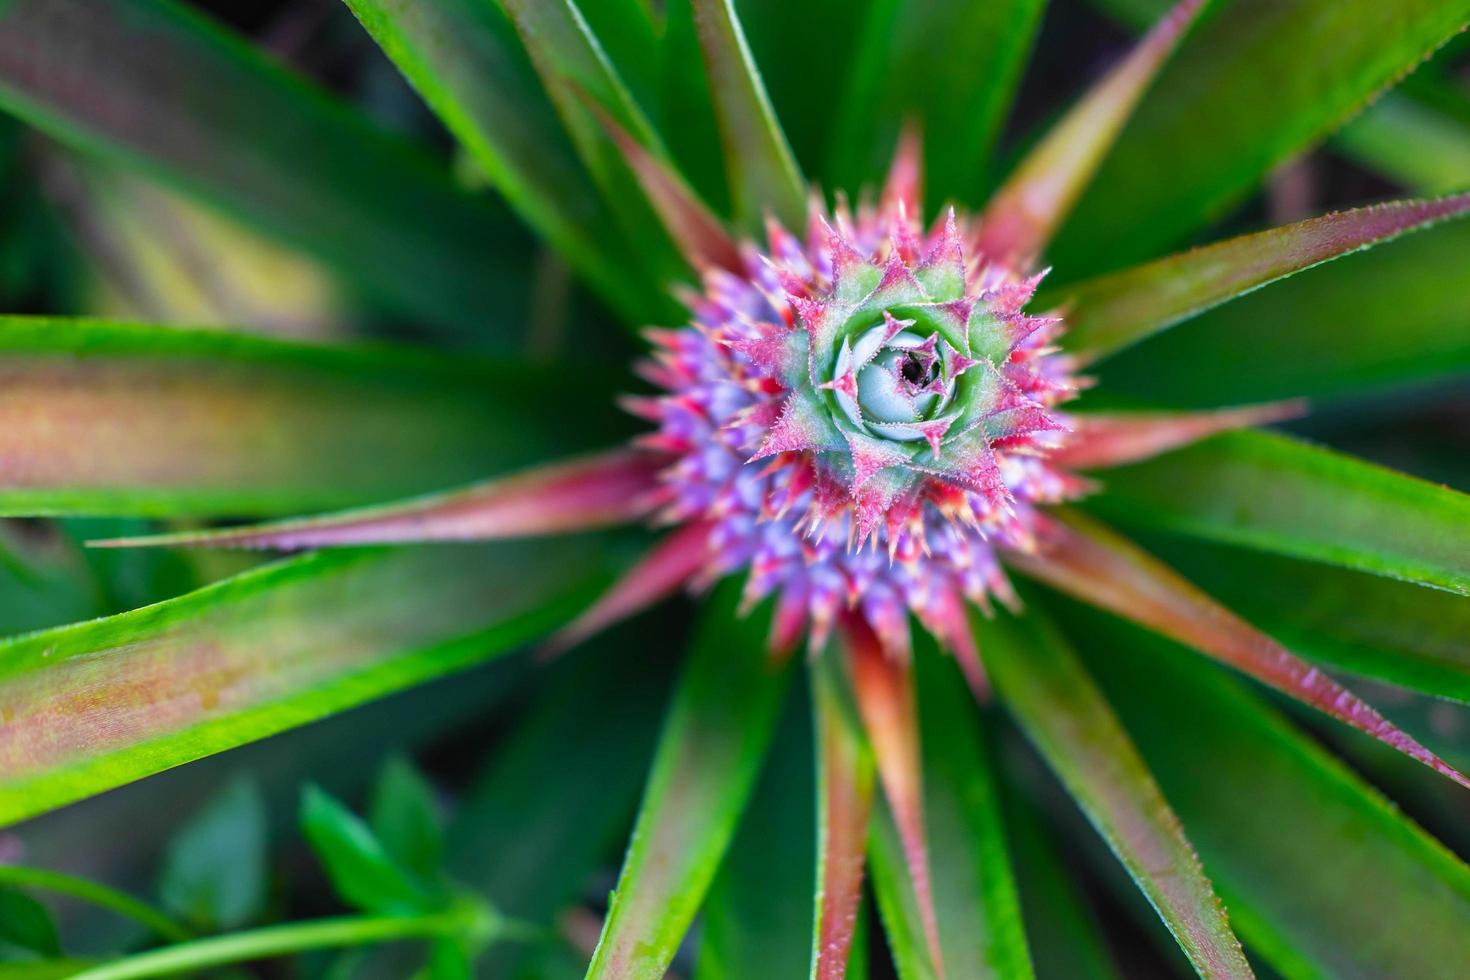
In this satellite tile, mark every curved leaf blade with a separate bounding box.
[975,602,1253,979]
[1075,607,1470,979]
[1090,430,1470,594]
[1061,195,1470,362]
[0,318,613,518]
[689,0,806,231]
[585,584,791,980]
[0,538,610,826]
[0,0,527,332]
[1337,86,1470,196]
[1052,0,1470,275]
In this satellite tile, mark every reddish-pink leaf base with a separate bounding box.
[91,450,667,551]
[975,0,1207,267]
[1054,402,1306,470]
[590,97,744,275]
[546,519,714,654]
[844,616,946,978]
[1007,511,1470,792]
[812,673,875,980]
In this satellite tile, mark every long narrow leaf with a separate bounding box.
[1090,430,1470,594]
[1061,194,1470,362]
[0,538,611,826]
[586,584,792,980]
[975,603,1253,979]
[845,619,944,976]
[500,0,686,294]
[912,642,1034,979]
[0,318,616,518]
[1073,606,1470,979]
[809,651,873,980]
[340,0,649,323]
[1006,510,1470,789]
[689,0,806,231]
[1145,535,1470,705]
[0,0,528,333]
[976,0,1206,266]
[90,451,664,551]
[1094,217,1470,404]
[1054,403,1304,471]
[1052,0,1470,275]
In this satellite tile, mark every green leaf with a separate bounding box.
[807,650,873,980]
[0,0,531,334]
[1093,217,1470,405]
[1141,535,1470,705]
[499,0,686,300]
[975,602,1252,979]
[0,537,610,827]
[1072,605,1470,979]
[370,757,444,884]
[1336,84,1470,195]
[301,785,431,916]
[827,0,1044,206]
[0,888,61,956]
[1089,430,1470,594]
[1060,194,1470,363]
[0,961,96,979]
[865,640,1034,980]
[585,584,792,980]
[0,318,618,518]
[339,0,648,324]
[689,0,806,231]
[158,776,267,932]
[868,795,938,980]
[911,642,1033,980]
[1052,0,1470,276]
[693,685,813,979]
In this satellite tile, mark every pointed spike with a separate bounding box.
[93,451,666,551]
[976,0,1208,266]
[582,95,744,274]
[1054,401,1308,469]
[915,209,967,301]
[1007,511,1470,792]
[1064,193,1470,363]
[544,519,713,655]
[843,616,947,977]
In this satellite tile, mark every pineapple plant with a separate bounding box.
[0,0,1469,976]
